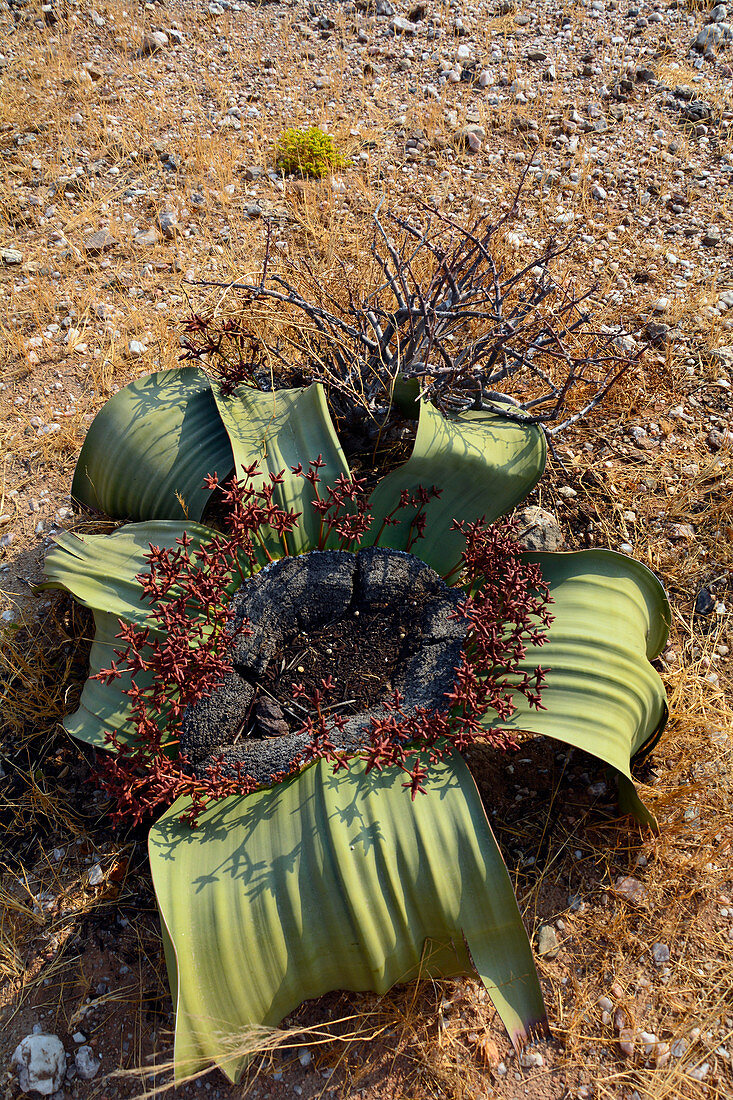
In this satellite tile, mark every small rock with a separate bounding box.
[652,942,670,965]
[83,229,117,255]
[644,321,670,348]
[671,1038,689,1058]
[1,248,23,265]
[693,24,724,51]
[615,875,646,904]
[134,226,160,247]
[694,585,715,613]
[537,925,559,958]
[618,1028,635,1058]
[87,864,104,886]
[687,1062,710,1081]
[670,523,695,540]
[711,346,733,371]
[639,1030,658,1056]
[74,1047,101,1081]
[298,1048,312,1067]
[517,506,564,552]
[139,31,168,56]
[598,995,613,1013]
[655,1042,670,1068]
[254,697,289,739]
[652,297,670,313]
[158,211,180,240]
[128,339,147,358]
[519,1050,544,1068]
[12,1035,67,1095]
[702,226,721,247]
[82,61,104,81]
[390,15,417,34]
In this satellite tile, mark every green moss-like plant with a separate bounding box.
[275,126,346,178]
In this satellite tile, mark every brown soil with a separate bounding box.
[260,593,435,732]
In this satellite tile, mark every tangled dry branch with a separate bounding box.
[184,179,639,446]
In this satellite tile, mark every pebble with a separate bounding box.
[74,1046,101,1080]
[83,229,117,255]
[655,1042,670,1068]
[517,506,564,552]
[693,24,724,52]
[537,924,560,958]
[615,875,646,903]
[158,211,181,239]
[519,1050,544,1068]
[139,30,168,56]
[639,1030,658,1056]
[702,227,721,247]
[134,226,160,247]
[12,1035,67,1095]
[390,15,417,35]
[2,248,23,265]
[687,1062,710,1081]
[618,1028,635,1057]
[87,863,104,886]
[652,942,670,965]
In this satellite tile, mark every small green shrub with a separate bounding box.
[275,126,346,178]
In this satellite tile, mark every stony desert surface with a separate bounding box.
[1,0,732,1097]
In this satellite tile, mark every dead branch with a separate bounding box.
[184,181,636,452]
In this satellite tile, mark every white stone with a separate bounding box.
[12,1035,66,1095]
[88,864,104,886]
[74,1046,101,1080]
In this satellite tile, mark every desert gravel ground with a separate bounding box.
[1,0,733,1098]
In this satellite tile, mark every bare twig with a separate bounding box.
[183,181,634,451]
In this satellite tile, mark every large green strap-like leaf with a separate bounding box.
[149,752,547,1084]
[40,521,216,622]
[64,609,155,749]
[210,384,350,555]
[39,522,218,747]
[488,550,669,825]
[366,402,546,576]
[72,368,233,522]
